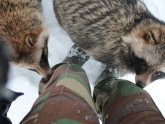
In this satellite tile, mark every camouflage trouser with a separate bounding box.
[21,63,99,124]
[94,77,165,124]
[21,63,165,124]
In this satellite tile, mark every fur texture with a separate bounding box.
[0,0,50,76]
[53,0,165,87]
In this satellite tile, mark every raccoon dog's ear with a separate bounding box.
[25,34,37,48]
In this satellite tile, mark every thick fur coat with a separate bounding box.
[0,0,50,76]
[53,0,165,87]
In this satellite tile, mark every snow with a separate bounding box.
[7,77,38,123]
[6,0,165,123]
[145,79,165,118]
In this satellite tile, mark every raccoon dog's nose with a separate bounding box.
[136,80,145,88]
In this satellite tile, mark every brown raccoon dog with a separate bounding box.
[53,0,165,87]
[0,0,50,76]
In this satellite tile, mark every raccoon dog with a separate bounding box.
[0,0,50,76]
[53,0,165,87]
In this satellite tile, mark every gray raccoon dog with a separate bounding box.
[53,0,165,87]
[0,0,50,76]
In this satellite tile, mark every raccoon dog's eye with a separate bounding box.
[152,71,165,81]
[130,52,148,75]
[141,61,147,67]
[134,57,148,75]
[143,31,156,44]
[25,35,37,48]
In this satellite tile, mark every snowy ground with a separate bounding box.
[7,0,165,123]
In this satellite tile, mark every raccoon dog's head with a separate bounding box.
[0,0,50,76]
[122,19,165,87]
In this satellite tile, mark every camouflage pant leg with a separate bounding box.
[94,78,165,124]
[21,63,99,124]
